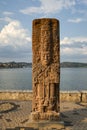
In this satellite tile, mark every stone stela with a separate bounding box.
[32,18,60,121]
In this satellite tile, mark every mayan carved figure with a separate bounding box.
[32,18,60,121]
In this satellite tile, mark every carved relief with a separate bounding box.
[32,18,60,121]
[41,26,51,66]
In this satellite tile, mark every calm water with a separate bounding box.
[0,68,87,91]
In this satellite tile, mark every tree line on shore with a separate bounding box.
[0,62,32,68]
[61,62,87,68]
[0,62,87,68]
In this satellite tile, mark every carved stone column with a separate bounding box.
[32,18,60,121]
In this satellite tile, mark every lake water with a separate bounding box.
[0,68,87,91]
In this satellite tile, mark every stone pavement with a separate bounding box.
[0,101,87,130]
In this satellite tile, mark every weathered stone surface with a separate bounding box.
[60,91,81,102]
[26,121,64,130]
[0,91,33,101]
[32,18,60,121]
[81,91,87,102]
[1,91,87,102]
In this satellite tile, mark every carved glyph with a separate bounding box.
[32,18,60,121]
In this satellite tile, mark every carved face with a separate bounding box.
[41,29,51,66]
[41,51,51,66]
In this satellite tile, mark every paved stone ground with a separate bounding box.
[0,101,87,130]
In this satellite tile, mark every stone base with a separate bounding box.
[31,111,60,121]
[26,120,65,130]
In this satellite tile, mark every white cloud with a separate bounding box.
[20,7,42,14]
[0,17,13,23]
[20,0,76,15]
[61,37,87,45]
[0,20,32,61]
[0,20,31,46]
[61,46,84,55]
[61,47,73,54]
[68,18,83,23]
[60,36,87,62]
[61,37,74,45]
[0,11,14,23]
[3,11,14,16]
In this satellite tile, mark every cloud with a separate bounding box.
[0,20,32,62]
[0,11,15,23]
[60,37,87,62]
[20,0,76,15]
[61,37,87,45]
[79,0,87,5]
[0,12,14,23]
[20,7,42,14]
[0,17,13,23]
[68,18,83,23]
[3,11,14,16]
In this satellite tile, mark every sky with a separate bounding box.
[0,0,87,63]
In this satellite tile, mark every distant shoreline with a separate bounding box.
[60,62,87,68]
[0,62,87,68]
[0,62,32,69]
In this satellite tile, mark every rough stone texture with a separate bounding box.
[81,91,87,103]
[0,91,33,101]
[0,91,87,102]
[32,18,60,121]
[60,91,81,102]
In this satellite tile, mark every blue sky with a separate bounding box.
[0,0,87,63]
